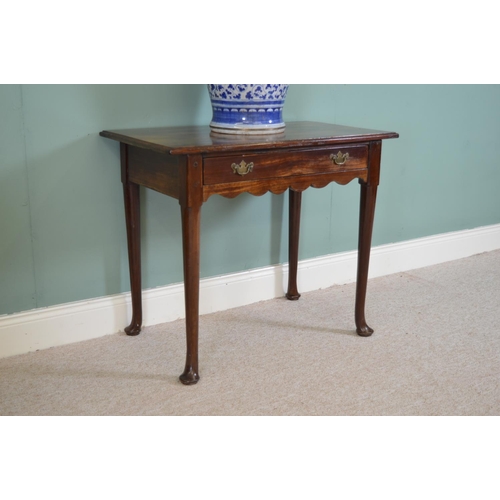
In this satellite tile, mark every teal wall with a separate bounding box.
[1,85,499,316]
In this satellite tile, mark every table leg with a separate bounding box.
[355,183,378,337]
[286,189,302,301]
[123,181,142,336]
[179,203,201,385]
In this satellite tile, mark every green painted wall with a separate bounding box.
[0,85,499,316]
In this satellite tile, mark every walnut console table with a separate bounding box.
[100,122,398,385]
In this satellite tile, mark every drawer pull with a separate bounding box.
[231,160,254,176]
[330,151,350,166]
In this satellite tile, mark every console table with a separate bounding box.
[100,122,398,385]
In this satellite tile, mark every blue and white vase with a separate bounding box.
[208,84,289,135]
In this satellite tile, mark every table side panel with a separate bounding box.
[128,146,181,199]
[367,140,382,186]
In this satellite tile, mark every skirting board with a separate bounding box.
[1,223,500,358]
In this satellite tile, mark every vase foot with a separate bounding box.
[210,124,286,136]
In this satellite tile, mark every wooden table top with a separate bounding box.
[100,121,399,155]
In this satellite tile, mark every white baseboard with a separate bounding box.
[1,223,500,358]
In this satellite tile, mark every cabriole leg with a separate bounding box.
[179,203,201,385]
[286,189,302,301]
[355,183,378,337]
[123,181,142,336]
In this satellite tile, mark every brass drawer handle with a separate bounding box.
[231,160,254,176]
[330,151,350,166]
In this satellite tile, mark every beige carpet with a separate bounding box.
[1,250,499,416]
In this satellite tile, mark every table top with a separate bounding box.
[100,121,399,156]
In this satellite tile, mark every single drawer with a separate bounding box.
[203,145,368,185]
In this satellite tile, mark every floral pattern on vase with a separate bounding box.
[208,84,289,135]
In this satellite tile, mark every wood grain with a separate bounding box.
[203,145,368,185]
[100,121,399,155]
[128,146,180,199]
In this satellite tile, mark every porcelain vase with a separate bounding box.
[208,84,289,135]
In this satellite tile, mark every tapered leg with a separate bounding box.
[355,183,378,337]
[286,189,302,300]
[123,181,142,336]
[179,204,201,385]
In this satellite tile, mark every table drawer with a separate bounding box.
[203,145,368,185]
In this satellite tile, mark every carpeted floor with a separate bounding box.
[1,250,499,416]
